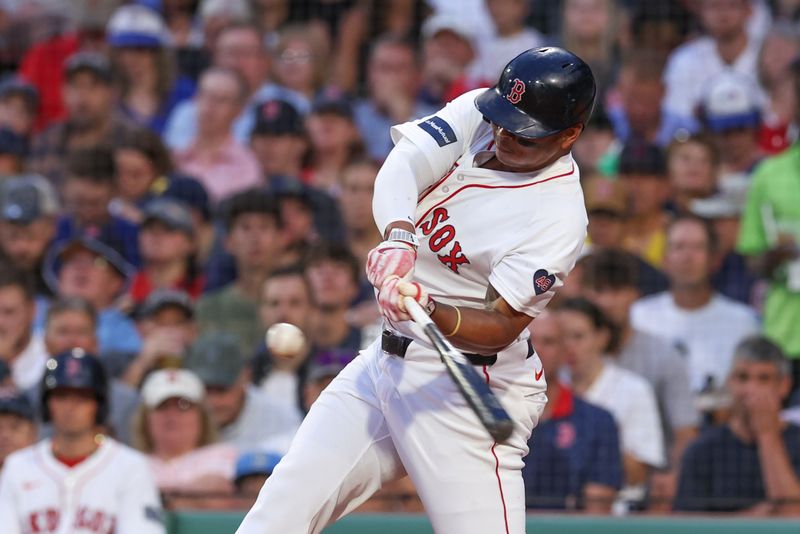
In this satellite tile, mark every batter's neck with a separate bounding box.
[51,431,102,462]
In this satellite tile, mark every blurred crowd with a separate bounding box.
[0,0,799,520]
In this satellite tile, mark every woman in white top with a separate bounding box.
[556,297,665,489]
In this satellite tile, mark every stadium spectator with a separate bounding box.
[304,92,365,195]
[0,391,36,469]
[133,368,237,497]
[579,249,698,507]
[0,127,28,176]
[570,105,619,177]
[554,0,620,96]
[0,77,38,138]
[675,337,800,515]
[691,189,759,305]
[582,176,627,253]
[272,184,318,263]
[156,175,215,266]
[107,4,196,134]
[633,215,760,395]
[667,134,719,215]
[522,311,622,513]
[129,198,203,305]
[698,71,764,182]
[618,140,670,267]
[28,53,135,186]
[0,175,59,297]
[185,331,301,453]
[556,298,665,492]
[123,289,197,389]
[302,350,349,412]
[419,14,480,107]
[354,35,437,162]
[271,24,329,107]
[756,26,799,155]
[340,158,382,271]
[111,128,175,224]
[252,266,315,417]
[197,190,284,356]
[234,450,282,500]
[663,0,762,133]
[469,0,543,84]
[0,349,165,534]
[46,236,140,361]
[0,267,47,391]
[250,99,308,180]
[39,297,140,445]
[56,146,141,266]
[172,66,262,203]
[164,21,308,150]
[305,242,363,353]
[606,50,676,147]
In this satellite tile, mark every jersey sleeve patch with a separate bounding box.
[533,269,556,295]
[417,116,457,147]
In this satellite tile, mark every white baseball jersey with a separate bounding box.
[237,89,587,534]
[0,438,165,534]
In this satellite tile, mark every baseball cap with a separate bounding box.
[583,176,627,215]
[252,100,305,137]
[0,128,29,158]
[422,13,476,44]
[51,236,134,280]
[64,52,113,83]
[141,198,194,236]
[139,289,194,320]
[159,175,211,222]
[107,4,168,48]
[700,72,761,133]
[235,451,282,482]
[0,175,60,224]
[184,332,245,388]
[0,390,34,421]
[618,140,667,177]
[0,77,39,112]
[141,368,205,408]
[311,92,354,119]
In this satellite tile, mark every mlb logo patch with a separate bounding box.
[533,269,555,295]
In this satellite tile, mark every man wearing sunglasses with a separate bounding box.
[238,46,595,534]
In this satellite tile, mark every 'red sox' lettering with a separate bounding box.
[419,207,470,273]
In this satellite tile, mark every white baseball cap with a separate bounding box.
[141,369,205,408]
[422,13,476,44]
[107,4,168,48]
[700,72,761,132]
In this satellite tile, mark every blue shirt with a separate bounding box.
[522,386,623,510]
[354,99,439,161]
[119,75,196,135]
[675,423,800,512]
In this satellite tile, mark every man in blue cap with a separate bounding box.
[0,389,37,469]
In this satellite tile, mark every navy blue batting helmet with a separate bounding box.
[41,348,108,424]
[475,47,596,139]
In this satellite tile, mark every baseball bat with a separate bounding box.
[402,297,514,442]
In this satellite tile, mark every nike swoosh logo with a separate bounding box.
[535,368,544,381]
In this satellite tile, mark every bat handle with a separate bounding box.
[403,296,434,327]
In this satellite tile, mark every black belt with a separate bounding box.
[381,330,534,366]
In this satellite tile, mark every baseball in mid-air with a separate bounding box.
[266,322,306,358]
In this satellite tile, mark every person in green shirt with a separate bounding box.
[196,189,285,357]
[737,102,800,393]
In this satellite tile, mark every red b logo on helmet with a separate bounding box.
[506,78,526,104]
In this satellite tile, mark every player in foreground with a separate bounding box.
[237,47,595,534]
[0,349,165,534]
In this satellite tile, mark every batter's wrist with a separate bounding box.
[387,228,419,249]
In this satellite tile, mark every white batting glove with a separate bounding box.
[377,275,430,323]
[366,240,416,288]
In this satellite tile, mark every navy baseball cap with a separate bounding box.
[65,52,113,83]
[142,198,194,236]
[160,175,211,222]
[139,288,194,320]
[0,175,60,224]
[0,77,39,112]
[235,451,282,482]
[107,4,168,48]
[0,390,35,421]
[253,100,305,137]
[0,128,28,158]
[311,92,353,119]
[618,141,667,177]
[49,236,134,281]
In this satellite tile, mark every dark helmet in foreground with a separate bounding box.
[475,47,596,139]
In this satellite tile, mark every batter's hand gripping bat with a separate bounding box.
[402,297,514,442]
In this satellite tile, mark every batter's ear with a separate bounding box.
[560,125,584,150]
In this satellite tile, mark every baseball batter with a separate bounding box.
[0,349,165,534]
[237,47,595,534]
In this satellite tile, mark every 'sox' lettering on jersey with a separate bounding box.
[418,116,457,147]
[420,207,471,273]
[506,78,526,104]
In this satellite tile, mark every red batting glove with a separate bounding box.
[377,275,430,323]
[366,241,416,288]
